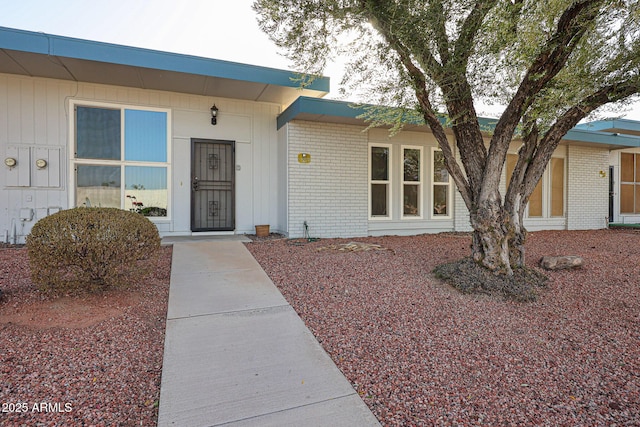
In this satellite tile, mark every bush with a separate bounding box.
[27,207,161,293]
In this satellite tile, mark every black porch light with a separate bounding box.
[210,104,219,125]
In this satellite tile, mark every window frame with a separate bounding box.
[401,145,424,219]
[68,100,172,220]
[431,148,452,219]
[506,153,566,219]
[620,152,640,214]
[368,143,392,220]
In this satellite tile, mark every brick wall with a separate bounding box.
[287,121,369,238]
[567,145,609,230]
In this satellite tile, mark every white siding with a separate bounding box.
[0,73,283,242]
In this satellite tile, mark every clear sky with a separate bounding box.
[1,0,638,120]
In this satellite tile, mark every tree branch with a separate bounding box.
[522,79,640,198]
[452,0,500,68]
[485,0,606,197]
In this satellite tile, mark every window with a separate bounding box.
[402,146,423,218]
[620,152,640,214]
[432,149,451,217]
[72,103,170,217]
[369,144,391,218]
[506,154,564,218]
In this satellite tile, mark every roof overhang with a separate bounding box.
[574,119,640,137]
[561,128,640,149]
[280,97,640,149]
[0,27,329,107]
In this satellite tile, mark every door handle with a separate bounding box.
[192,177,199,191]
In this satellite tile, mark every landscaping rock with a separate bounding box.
[539,255,583,270]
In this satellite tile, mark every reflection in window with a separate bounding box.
[125,110,167,162]
[432,150,450,216]
[370,145,390,218]
[73,103,170,217]
[372,184,388,216]
[403,184,419,215]
[433,150,449,183]
[76,165,121,208]
[433,185,448,215]
[76,107,121,160]
[403,148,422,217]
[371,147,389,181]
[125,166,168,216]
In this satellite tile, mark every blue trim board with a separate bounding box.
[279,97,640,148]
[0,26,330,92]
[564,128,640,147]
[575,119,640,134]
[277,97,366,129]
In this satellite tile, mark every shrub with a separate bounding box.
[27,207,161,293]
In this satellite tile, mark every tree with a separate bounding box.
[254,0,640,278]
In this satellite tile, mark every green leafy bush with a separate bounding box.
[27,207,161,293]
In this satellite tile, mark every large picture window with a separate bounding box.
[72,103,170,217]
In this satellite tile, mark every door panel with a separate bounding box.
[191,139,235,231]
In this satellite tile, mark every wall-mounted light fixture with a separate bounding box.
[210,104,219,125]
[36,159,48,169]
[4,157,16,167]
[599,170,607,178]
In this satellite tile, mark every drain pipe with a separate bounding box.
[9,218,17,245]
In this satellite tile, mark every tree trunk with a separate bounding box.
[469,190,512,275]
[469,191,528,276]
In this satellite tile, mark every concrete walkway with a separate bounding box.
[157,238,380,427]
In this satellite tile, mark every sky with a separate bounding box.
[1,0,638,120]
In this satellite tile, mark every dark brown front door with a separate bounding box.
[191,139,235,231]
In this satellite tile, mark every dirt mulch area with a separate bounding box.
[246,229,640,426]
[0,245,172,426]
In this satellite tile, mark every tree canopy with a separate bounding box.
[254,0,640,280]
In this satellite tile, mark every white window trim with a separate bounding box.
[431,147,452,219]
[368,143,392,220]
[68,99,172,221]
[401,145,424,220]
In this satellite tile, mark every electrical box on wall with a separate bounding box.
[4,146,61,188]
[5,146,30,187]
[298,153,311,164]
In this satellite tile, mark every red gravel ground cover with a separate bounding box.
[0,245,172,427]
[246,230,640,426]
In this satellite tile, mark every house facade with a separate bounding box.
[2,27,640,243]
[0,27,328,243]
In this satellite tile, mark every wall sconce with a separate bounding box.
[36,159,48,169]
[210,104,219,125]
[599,170,606,178]
[4,157,16,167]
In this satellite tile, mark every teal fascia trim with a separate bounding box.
[277,96,640,148]
[0,27,330,92]
[277,96,500,131]
[278,97,367,129]
[564,128,640,147]
[575,118,640,134]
